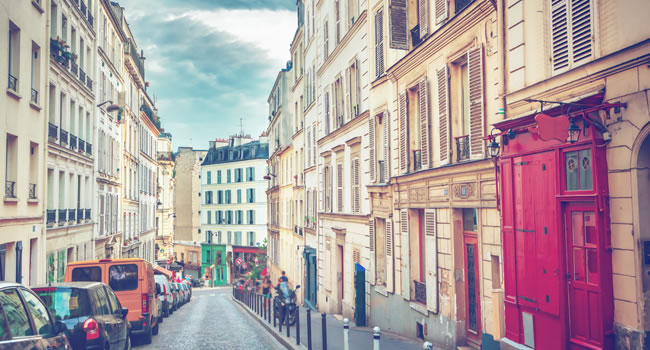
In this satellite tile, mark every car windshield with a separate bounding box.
[109,264,139,291]
[71,267,102,282]
[34,288,91,320]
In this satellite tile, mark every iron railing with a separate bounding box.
[58,209,67,223]
[79,68,86,83]
[5,181,16,198]
[77,209,83,223]
[70,134,78,150]
[86,76,93,90]
[48,123,58,139]
[88,13,94,27]
[71,61,78,76]
[46,209,56,224]
[28,183,36,200]
[31,88,39,104]
[80,1,86,15]
[60,129,69,145]
[8,74,17,91]
[126,39,145,80]
[456,135,470,162]
[414,280,426,304]
[78,139,85,152]
[157,151,175,161]
[84,208,91,220]
[86,142,92,155]
[413,150,422,171]
[68,208,76,222]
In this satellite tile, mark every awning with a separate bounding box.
[154,265,173,278]
[233,246,260,254]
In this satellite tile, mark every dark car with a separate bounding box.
[0,282,70,350]
[33,282,130,350]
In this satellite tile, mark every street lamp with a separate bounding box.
[488,137,500,158]
[263,173,277,180]
[97,100,120,113]
[567,117,581,144]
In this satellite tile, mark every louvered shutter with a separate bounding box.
[389,0,408,50]
[369,117,376,183]
[419,77,431,169]
[424,209,438,313]
[436,66,450,165]
[345,68,351,121]
[375,9,385,78]
[400,209,410,299]
[419,0,428,37]
[570,0,592,65]
[383,112,390,182]
[329,166,334,212]
[468,46,485,159]
[551,0,569,71]
[337,163,343,212]
[352,158,360,213]
[313,125,317,166]
[369,218,376,284]
[319,165,324,211]
[434,0,448,24]
[399,91,408,174]
[386,219,394,293]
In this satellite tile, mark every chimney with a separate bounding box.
[209,141,216,149]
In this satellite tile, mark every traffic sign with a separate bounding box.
[235,257,243,266]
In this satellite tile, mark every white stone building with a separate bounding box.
[138,92,159,263]
[155,132,174,260]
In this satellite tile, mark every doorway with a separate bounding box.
[462,208,481,339]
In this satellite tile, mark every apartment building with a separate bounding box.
[139,92,159,263]
[200,136,269,286]
[155,132,174,261]
[93,0,124,259]
[1,0,49,285]
[174,146,208,243]
[46,0,97,282]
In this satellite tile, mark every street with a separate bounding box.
[135,287,284,350]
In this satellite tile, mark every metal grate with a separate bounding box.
[48,123,58,139]
[86,142,92,155]
[46,209,56,224]
[84,208,91,220]
[60,129,69,145]
[71,61,78,76]
[68,209,76,222]
[414,280,426,304]
[31,89,39,104]
[28,183,36,200]
[79,69,86,83]
[58,209,67,223]
[8,74,17,91]
[456,135,470,161]
[5,181,16,198]
[70,135,78,150]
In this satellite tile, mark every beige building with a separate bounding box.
[174,146,207,243]
[1,0,49,285]
[155,132,174,261]
[138,92,159,263]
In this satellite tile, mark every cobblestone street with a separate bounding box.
[135,287,284,350]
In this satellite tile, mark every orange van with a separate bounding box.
[64,258,160,344]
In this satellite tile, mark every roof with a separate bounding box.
[67,258,148,266]
[32,282,104,290]
[0,282,21,289]
[201,140,269,166]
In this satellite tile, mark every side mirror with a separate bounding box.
[295,285,301,289]
[54,320,67,334]
[121,308,129,319]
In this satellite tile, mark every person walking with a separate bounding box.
[262,277,272,308]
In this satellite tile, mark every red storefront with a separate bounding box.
[495,95,620,350]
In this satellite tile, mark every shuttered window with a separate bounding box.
[419,0,428,37]
[369,117,376,183]
[383,112,390,181]
[400,209,410,298]
[435,0,448,24]
[389,0,408,49]
[351,158,360,213]
[369,218,376,284]
[399,92,408,174]
[337,163,344,212]
[436,66,450,165]
[418,78,431,169]
[324,21,329,60]
[424,209,438,313]
[468,46,484,158]
[386,219,394,292]
[335,0,341,44]
[324,90,331,135]
[551,0,593,72]
[375,8,385,78]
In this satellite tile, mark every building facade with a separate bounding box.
[138,92,159,263]
[46,0,97,282]
[155,132,174,261]
[174,146,208,244]
[1,0,49,285]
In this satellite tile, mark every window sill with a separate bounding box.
[409,301,428,316]
[4,197,18,203]
[32,0,44,13]
[28,199,39,204]
[7,88,22,100]
[30,102,42,111]
[374,285,388,297]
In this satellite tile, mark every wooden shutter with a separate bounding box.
[375,8,385,78]
[570,0,593,65]
[419,77,430,169]
[369,218,376,284]
[352,158,360,213]
[369,117,376,183]
[436,66,450,165]
[389,0,408,50]
[424,209,438,313]
[319,165,324,211]
[345,68,351,121]
[337,163,343,212]
[468,46,484,159]
[434,0,448,25]
[313,124,317,166]
[419,0,428,37]
[400,209,410,299]
[399,91,408,174]
[386,219,394,293]
[551,0,569,71]
[324,21,329,59]
[383,112,390,181]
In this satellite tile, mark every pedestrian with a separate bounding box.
[262,277,272,307]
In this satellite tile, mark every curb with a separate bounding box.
[232,296,308,350]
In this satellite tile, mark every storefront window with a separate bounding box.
[565,149,593,191]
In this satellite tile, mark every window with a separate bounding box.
[462,208,478,232]
[104,287,122,314]
[247,188,255,203]
[8,22,20,92]
[351,158,360,213]
[324,165,332,212]
[551,0,593,72]
[217,190,223,204]
[217,210,223,224]
[31,43,41,104]
[226,211,232,224]
[348,0,359,28]
[247,210,255,225]
[234,168,242,182]
[95,287,111,315]
[207,211,212,224]
[565,149,593,191]
[234,231,242,245]
[34,287,90,321]
[0,245,5,281]
[0,289,34,337]
[334,77,344,127]
[227,169,231,183]
[236,210,243,225]
[227,231,232,245]
[205,191,213,204]
[247,232,256,246]
[375,8,385,78]
[207,171,212,184]
[323,20,329,59]
[246,167,255,181]
[225,190,231,204]
[19,289,52,335]
[71,266,101,282]
[217,170,222,184]
[108,264,138,291]
[348,60,360,118]
[237,189,242,203]
[399,78,431,174]
[336,163,344,212]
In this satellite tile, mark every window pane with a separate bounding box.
[578,149,593,190]
[565,151,579,191]
[584,212,597,245]
[0,289,34,337]
[109,264,138,291]
[70,267,102,282]
[34,287,90,321]
[572,212,584,246]
[19,290,52,335]
[462,208,477,232]
[573,247,585,281]
[105,287,121,314]
[587,249,599,285]
[94,288,111,315]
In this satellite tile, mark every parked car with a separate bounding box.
[182,281,192,299]
[65,258,160,344]
[180,283,191,302]
[169,282,178,312]
[154,275,173,317]
[174,283,187,305]
[0,282,70,350]
[33,282,130,350]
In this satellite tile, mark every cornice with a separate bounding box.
[317,110,369,146]
[317,10,368,77]
[332,144,345,153]
[345,136,362,147]
[318,212,370,224]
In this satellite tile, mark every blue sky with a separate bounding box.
[117,0,297,150]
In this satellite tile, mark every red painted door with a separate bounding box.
[565,204,603,349]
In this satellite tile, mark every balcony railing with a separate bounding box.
[456,135,470,162]
[413,150,422,171]
[84,208,91,220]
[70,61,78,76]
[86,142,92,155]
[48,123,58,140]
[31,88,39,104]
[80,1,86,15]
[157,151,175,162]
[5,181,16,198]
[86,76,93,90]
[79,69,86,84]
[77,208,83,223]
[58,209,67,224]
[68,208,76,222]
[46,209,56,224]
[125,39,145,80]
[60,129,69,145]
[28,183,36,200]
[78,139,85,152]
[70,134,78,150]
[378,160,386,183]
[414,280,427,304]
[8,74,17,91]
[88,13,94,27]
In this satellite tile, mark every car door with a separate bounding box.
[18,288,68,350]
[104,286,128,349]
[0,287,45,350]
[94,287,119,349]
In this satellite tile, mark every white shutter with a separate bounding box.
[352,158,360,213]
[375,8,385,78]
[345,68,351,121]
[337,163,343,212]
[369,117,376,183]
[386,219,394,293]
[419,77,430,169]
[383,112,390,182]
[570,0,593,65]
[551,0,569,71]
[468,46,485,159]
[436,67,450,165]
[399,91,408,174]
[424,209,438,313]
[400,209,410,299]
[369,218,376,285]
[419,0,428,37]
[389,0,408,50]
[434,0,448,25]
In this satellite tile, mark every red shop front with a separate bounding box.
[495,95,619,350]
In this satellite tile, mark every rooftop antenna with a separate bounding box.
[240,117,244,136]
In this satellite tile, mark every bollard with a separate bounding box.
[343,318,350,350]
[423,342,433,350]
[273,302,277,328]
[373,327,381,350]
[278,307,283,332]
[263,296,266,320]
[296,306,301,345]
[306,309,312,350]
[321,313,328,350]
[286,307,291,338]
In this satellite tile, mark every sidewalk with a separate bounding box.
[232,290,430,350]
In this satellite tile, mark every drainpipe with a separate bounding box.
[497,0,507,119]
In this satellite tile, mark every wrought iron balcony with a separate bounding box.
[71,61,78,76]
[5,181,16,198]
[31,88,38,104]
[86,76,93,90]
[125,39,145,80]
[68,208,76,222]
[79,69,86,83]
[88,13,94,27]
[413,150,422,171]
[60,129,69,145]
[28,183,36,200]
[46,209,56,224]
[78,139,85,152]
[456,135,470,162]
[48,123,58,140]
[414,280,426,304]
[80,1,86,16]
[77,208,83,223]
[157,151,175,162]
[58,209,67,223]
[86,142,92,155]
[70,134,78,150]
[84,208,91,220]
[8,74,17,92]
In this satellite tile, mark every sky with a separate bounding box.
[116,0,297,150]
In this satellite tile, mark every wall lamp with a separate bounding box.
[97,100,120,113]
[263,173,277,180]
[487,128,501,158]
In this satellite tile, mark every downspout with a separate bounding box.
[494,0,507,213]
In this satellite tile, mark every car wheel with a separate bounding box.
[152,320,159,336]
[142,325,153,345]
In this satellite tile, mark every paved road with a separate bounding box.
[134,287,285,350]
